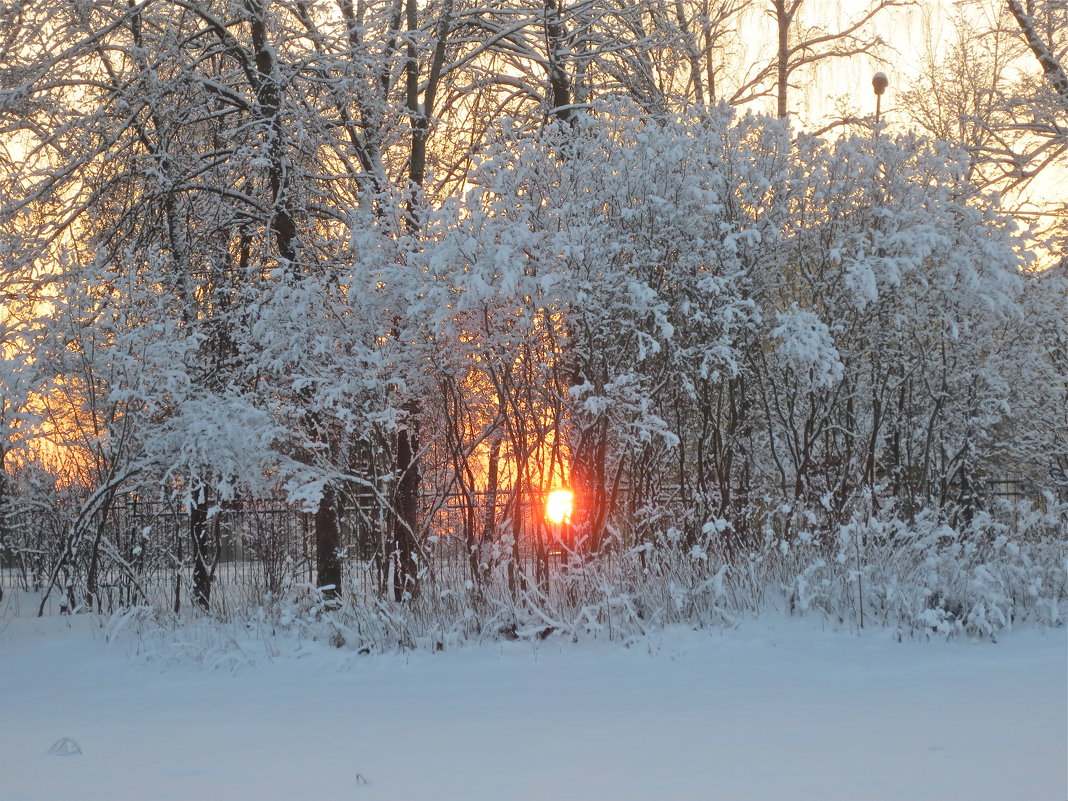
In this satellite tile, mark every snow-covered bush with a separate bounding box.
[4,99,1064,643]
[128,504,1062,660]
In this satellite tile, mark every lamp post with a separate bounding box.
[872,71,889,124]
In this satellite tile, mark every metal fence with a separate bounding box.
[0,475,1053,616]
[0,487,569,614]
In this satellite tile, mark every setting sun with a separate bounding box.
[545,489,573,525]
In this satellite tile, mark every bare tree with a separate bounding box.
[902,1,1066,221]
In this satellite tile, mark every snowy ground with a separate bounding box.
[2,599,1065,801]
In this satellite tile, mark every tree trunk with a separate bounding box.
[0,453,7,606]
[190,485,212,611]
[392,423,420,601]
[544,0,574,124]
[315,484,343,601]
[774,0,796,119]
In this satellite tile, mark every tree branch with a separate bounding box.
[1006,0,1068,102]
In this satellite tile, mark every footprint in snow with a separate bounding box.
[48,738,82,756]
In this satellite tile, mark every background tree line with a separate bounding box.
[0,0,1063,620]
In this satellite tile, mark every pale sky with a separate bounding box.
[782,0,1065,261]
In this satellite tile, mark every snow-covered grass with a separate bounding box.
[169,507,1063,657]
[1,598,1065,801]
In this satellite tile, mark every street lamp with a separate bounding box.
[872,71,889,124]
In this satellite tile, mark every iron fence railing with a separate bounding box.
[0,477,1053,615]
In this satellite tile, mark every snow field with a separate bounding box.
[1,607,1064,801]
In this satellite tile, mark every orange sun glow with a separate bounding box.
[545,489,573,525]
